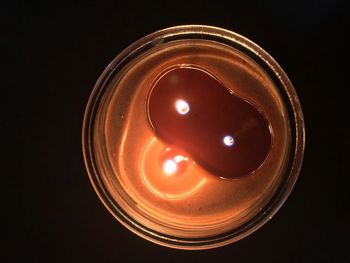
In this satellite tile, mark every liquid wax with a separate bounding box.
[148,67,272,179]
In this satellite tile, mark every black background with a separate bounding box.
[3,0,349,262]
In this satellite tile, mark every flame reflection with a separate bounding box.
[140,137,207,200]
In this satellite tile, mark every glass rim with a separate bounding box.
[82,25,305,250]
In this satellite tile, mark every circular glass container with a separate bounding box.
[82,25,305,250]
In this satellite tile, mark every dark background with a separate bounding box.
[3,0,349,262]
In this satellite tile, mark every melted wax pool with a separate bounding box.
[147,66,272,179]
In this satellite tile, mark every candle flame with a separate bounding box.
[140,137,207,200]
[163,159,177,175]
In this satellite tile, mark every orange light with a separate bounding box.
[140,137,208,200]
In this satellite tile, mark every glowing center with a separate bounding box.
[223,135,235,146]
[175,99,190,115]
[163,160,177,175]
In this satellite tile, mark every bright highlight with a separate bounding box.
[163,160,177,175]
[223,135,235,146]
[175,99,190,115]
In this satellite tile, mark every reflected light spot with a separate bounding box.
[140,137,208,200]
[223,135,235,146]
[163,160,177,175]
[174,155,187,163]
[175,99,190,115]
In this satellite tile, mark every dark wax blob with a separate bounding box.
[147,67,272,179]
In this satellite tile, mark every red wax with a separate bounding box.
[147,66,272,179]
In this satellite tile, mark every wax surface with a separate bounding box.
[147,67,272,179]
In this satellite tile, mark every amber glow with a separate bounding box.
[140,137,207,200]
[141,172,207,200]
[104,36,297,247]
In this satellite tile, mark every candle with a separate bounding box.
[106,38,290,229]
[84,26,304,249]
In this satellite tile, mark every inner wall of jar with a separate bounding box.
[100,39,291,238]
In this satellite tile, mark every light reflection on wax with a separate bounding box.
[140,137,207,200]
[175,99,190,115]
[223,135,235,147]
[163,159,177,175]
